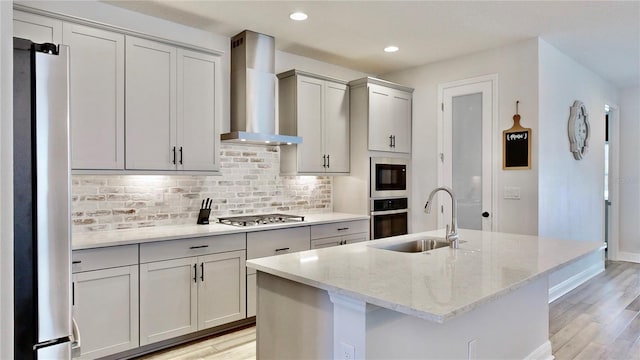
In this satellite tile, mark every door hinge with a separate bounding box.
[440,153,444,162]
[441,102,444,111]
[441,205,444,213]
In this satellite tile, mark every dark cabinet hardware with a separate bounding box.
[327,154,330,168]
[389,135,393,147]
[72,260,81,264]
[72,282,75,306]
[482,212,490,218]
[337,227,349,231]
[322,154,326,168]
[193,263,197,283]
[179,146,183,164]
[189,245,209,249]
[172,146,176,164]
[200,263,204,282]
[275,247,290,253]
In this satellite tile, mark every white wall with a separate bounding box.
[383,39,540,235]
[537,39,614,287]
[0,2,13,358]
[618,86,640,262]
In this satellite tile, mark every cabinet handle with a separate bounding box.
[322,154,326,168]
[392,135,396,148]
[200,263,204,282]
[72,282,75,306]
[275,247,290,254]
[189,245,209,249]
[172,146,176,164]
[327,154,330,168]
[179,146,183,165]
[72,260,81,264]
[389,135,393,147]
[337,227,349,231]
[193,263,197,283]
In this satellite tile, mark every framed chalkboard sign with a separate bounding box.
[503,102,531,170]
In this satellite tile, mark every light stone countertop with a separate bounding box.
[246,229,605,324]
[72,212,369,250]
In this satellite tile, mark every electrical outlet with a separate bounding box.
[339,342,355,360]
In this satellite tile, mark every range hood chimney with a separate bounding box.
[221,30,302,145]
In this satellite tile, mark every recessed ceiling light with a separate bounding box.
[384,46,399,53]
[289,12,308,21]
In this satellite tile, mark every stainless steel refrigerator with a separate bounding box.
[13,37,77,359]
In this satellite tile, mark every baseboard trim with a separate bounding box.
[524,340,554,360]
[617,252,640,263]
[548,263,604,303]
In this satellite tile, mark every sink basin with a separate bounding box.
[374,237,451,253]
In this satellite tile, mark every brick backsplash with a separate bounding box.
[72,144,332,233]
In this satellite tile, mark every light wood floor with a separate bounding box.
[139,261,640,360]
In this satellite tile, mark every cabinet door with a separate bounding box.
[177,49,220,172]
[296,76,325,173]
[13,10,62,44]
[140,257,197,345]
[324,81,349,173]
[73,266,138,359]
[197,250,246,330]
[125,36,177,170]
[64,23,125,170]
[390,90,412,153]
[368,85,394,152]
[246,273,256,317]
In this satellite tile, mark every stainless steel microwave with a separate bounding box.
[370,157,408,198]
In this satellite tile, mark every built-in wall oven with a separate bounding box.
[370,157,408,198]
[370,197,408,239]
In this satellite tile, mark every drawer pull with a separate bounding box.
[337,227,349,231]
[189,245,209,250]
[275,247,290,253]
[72,260,82,264]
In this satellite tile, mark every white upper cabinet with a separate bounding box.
[126,36,221,172]
[125,36,177,171]
[367,83,412,153]
[278,70,350,175]
[64,23,125,170]
[13,10,62,44]
[177,49,220,172]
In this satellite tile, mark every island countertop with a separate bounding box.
[246,229,604,323]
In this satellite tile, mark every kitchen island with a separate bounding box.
[246,229,604,359]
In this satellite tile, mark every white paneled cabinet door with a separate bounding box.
[64,23,125,169]
[324,82,349,173]
[368,85,394,152]
[177,49,220,172]
[297,76,325,173]
[125,36,177,170]
[390,90,412,153]
[13,10,62,44]
[197,251,246,330]
[140,257,197,346]
[72,266,139,359]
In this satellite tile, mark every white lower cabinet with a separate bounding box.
[72,246,139,359]
[310,220,369,249]
[139,234,246,346]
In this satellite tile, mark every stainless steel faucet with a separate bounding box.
[424,186,460,249]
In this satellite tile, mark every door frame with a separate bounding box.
[606,103,620,261]
[437,74,499,231]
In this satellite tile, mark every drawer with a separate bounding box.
[311,236,341,249]
[344,232,368,244]
[72,244,138,273]
[140,233,245,263]
[310,220,369,239]
[247,227,310,274]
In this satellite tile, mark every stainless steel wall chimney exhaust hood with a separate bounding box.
[221,30,302,145]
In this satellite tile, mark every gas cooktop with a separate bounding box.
[217,213,305,227]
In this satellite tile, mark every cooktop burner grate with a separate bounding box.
[217,213,305,227]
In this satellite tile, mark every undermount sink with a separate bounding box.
[373,237,453,253]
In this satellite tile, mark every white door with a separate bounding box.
[139,257,197,345]
[177,48,220,172]
[125,36,177,170]
[64,23,125,170]
[440,77,495,231]
[297,75,325,173]
[324,81,350,173]
[368,84,394,152]
[73,266,139,359]
[197,251,246,330]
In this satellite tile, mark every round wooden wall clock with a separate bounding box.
[568,100,590,160]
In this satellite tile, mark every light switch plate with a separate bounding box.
[504,186,521,200]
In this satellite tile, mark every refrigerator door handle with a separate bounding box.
[71,317,81,357]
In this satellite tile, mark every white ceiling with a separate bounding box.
[105,0,640,88]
